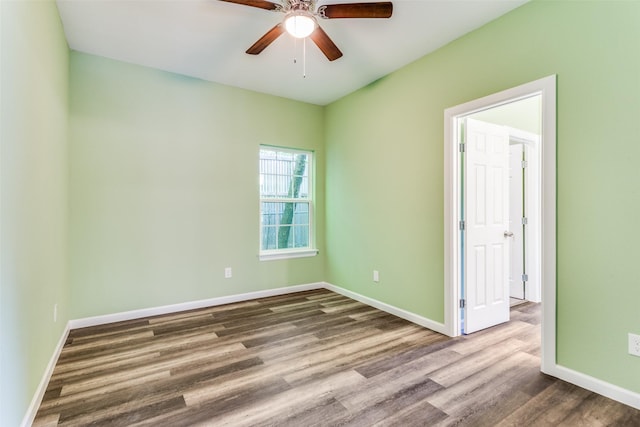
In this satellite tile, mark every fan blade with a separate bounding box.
[309,26,343,61]
[319,2,393,19]
[219,0,279,11]
[246,24,284,55]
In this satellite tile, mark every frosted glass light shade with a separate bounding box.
[284,13,316,38]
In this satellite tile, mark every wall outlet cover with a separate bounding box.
[629,333,640,357]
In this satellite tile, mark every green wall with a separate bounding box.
[0,0,70,425]
[325,0,640,394]
[69,52,325,318]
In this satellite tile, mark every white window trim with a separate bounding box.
[259,146,317,260]
[259,248,319,261]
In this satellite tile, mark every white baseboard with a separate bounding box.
[544,364,640,410]
[69,282,325,329]
[21,323,70,427]
[322,282,447,335]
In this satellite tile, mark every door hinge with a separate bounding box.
[522,274,529,282]
[522,160,528,168]
[459,143,466,153]
[459,220,465,231]
[460,299,466,309]
[522,217,528,225]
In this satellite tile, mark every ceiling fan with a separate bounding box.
[219,0,393,61]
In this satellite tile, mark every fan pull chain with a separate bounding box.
[293,37,297,64]
[291,36,307,78]
[303,37,307,78]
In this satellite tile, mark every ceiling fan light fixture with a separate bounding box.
[284,12,316,38]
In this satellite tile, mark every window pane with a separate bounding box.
[260,201,310,250]
[292,203,309,226]
[260,149,309,200]
[292,226,309,248]
[261,226,277,250]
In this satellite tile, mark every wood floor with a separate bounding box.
[33,289,640,426]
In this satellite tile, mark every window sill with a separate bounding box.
[259,249,319,261]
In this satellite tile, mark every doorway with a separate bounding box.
[443,75,556,374]
[456,113,541,333]
[469,98,542,307]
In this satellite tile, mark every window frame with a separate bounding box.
[259,145,318,261]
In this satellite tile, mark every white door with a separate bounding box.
[509,143,525,299]
[463,118,511,334]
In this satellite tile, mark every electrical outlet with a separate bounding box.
[224,267,232,279]
[629,333,640,357]
[53,304,58,323]
[373,270,380,283]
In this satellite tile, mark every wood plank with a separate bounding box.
[189,370,366,426]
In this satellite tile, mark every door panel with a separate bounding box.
[509,143,525,299]
[464,119,511,334]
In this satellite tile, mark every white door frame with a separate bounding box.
[444,75,556,374]
[507,127,541,303]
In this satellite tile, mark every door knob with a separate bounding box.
[504,231,514,238]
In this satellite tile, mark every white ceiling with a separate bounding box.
[56,0,528,105]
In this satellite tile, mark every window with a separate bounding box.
[259,146,317,260]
